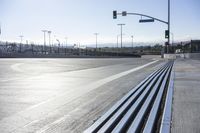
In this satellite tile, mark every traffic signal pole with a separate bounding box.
[167,0,170,54]
[113,0,170,53]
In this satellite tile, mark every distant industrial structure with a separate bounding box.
[0,40,199,58]
[0,41,142,58]
[173,40,200,53]
[162,40,200,59]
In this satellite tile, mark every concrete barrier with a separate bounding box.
[164,54,176,59]
[182,53,200,59]
[164,53,200,59]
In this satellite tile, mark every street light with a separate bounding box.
[117,24,125,48]
[94,33,99,50]
[41,30,47,54]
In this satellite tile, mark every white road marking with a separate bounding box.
[10,63,26,73]
[22,60,158,111]
[35,115,70,133]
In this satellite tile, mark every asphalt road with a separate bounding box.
[0,57,164,133]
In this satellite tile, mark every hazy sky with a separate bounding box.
[0,0,200,46]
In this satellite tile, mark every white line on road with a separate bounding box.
[34,60,159,133]
[24,60,158,112]
[10,63,26,73]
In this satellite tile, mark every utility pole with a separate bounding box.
[42,30,47,54]
[117,24,125,48]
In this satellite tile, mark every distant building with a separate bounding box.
[173,40,200,53]
[190,40,200,52]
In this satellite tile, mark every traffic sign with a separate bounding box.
[139,19,154,23]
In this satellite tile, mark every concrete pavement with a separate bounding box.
[0,57,164,133]
[172,59,200,133]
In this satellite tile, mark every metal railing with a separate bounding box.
[84,61,174,133]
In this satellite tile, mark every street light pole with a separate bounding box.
[117,24,125,48]
[47,31,51,53]
[56,39,60,54]
[117,34,125,48]
[19,35,23,53]
[117,35,119,48]
[65,37,68,48]
[19,35,23,44]
[131,35,134,49]
[42,30,47,54]
[64,37,68,55]
[94,33,99,50]
[47,31,51,46]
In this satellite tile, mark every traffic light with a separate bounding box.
[113,10,117,19]
[165,30,169,39]
[122,11,127,16]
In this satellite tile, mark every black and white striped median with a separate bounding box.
[84,61,174,133]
